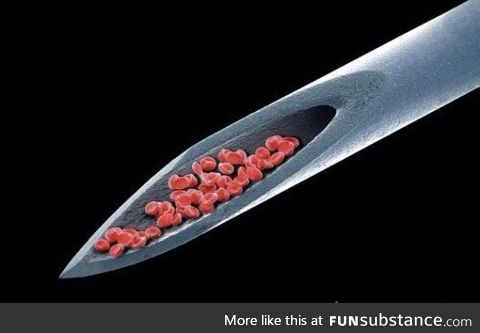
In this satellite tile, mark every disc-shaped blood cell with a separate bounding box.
[283,136,300,148]
[144,201,159,216]
[170,190,187,201]
[255,147,271,159]
[246,166,263,182]
[104,227,122,244]
[199,156,217,171]
[216,175,233,188]
[157,213,174,228]
[245,154,262,169]
[217,149,231,162]
[158,201,175,215]
[109,243,125,257]
[269,151,285,166]
[215,187,230,202]
[277,139,295,156]
[227,183,243,196]
[185,174,199,187]
[225,150,246,165]
[172,212,183,226]
[175,193,192,207]
[265,135,282,151]
[198,184,217,194]
[145,226,162,239]
[187,189,203,204]
[124,228,139,237]
[192,162,204,175]
[202,192,218,204]
[117,231,134,247]
[185,205,201,219]
[95,239,110,252]
[200,172,220,187]
[218,162,234,175]
[131,236,147,249]
[260,158,274,170]
[168,175,191,190]
[199,201,215,214]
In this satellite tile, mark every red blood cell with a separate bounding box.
[167,205,175,215]
[277,139,295,156]
[269,151,285,166]
[175,193,192,207]
[167,174,179,189]
[255,147,271,159]
[245,154,262,169]
[237,166,248,179]
[225,150,246,165]
[145,226,162,239]
[234,176,250,187]
[217,149,231,162]
[168,174,190,190]
[198,201,215,214]
[246,166,263,182]
[200,172,220,187]
[215,187,230,202]
[218,162,234,175]
[144,201,159,216]
[260,159,274,170]
[184,205,201,218]
[187,189,203,204]
[192,162,204,176]
[109,243,125,257]
[265,135,282,151]
[157,213,174,228]
[131,236,147,249]
[138,231,148,238]
[199,156,217,171]
[104,227,122,244]
[227,183,243,196]
[238,149,247,159]
[202,192,218,204]
[235,167,250,187]
[117,231,134,247]
[216,175,233,188]
[172,212,183,226]
[198,184,217,194]
[185,174,199,187]
[170,190,187,201]
[95,238,110,252]
[124,228,139,237]
[158,201,175,215]
[175,206,188,218]
[283,136,300,148]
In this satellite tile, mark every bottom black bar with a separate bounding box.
[0,303,477,332]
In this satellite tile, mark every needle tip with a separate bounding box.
[59,261,78,279]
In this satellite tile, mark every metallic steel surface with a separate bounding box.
[61,0,479,278]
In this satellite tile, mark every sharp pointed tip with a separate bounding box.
[59,262,96,279]
[59,253,93,279]
[59,266,77,279]
[59,261,80,279]
[58,271,69,279]
[59,247,131,279]
[60,238,109,279]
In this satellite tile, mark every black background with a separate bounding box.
[4,0,478,302]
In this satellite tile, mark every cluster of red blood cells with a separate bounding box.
[94,135,300,257]
[94,226,161,257]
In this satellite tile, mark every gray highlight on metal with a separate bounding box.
[61,0,479,278]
